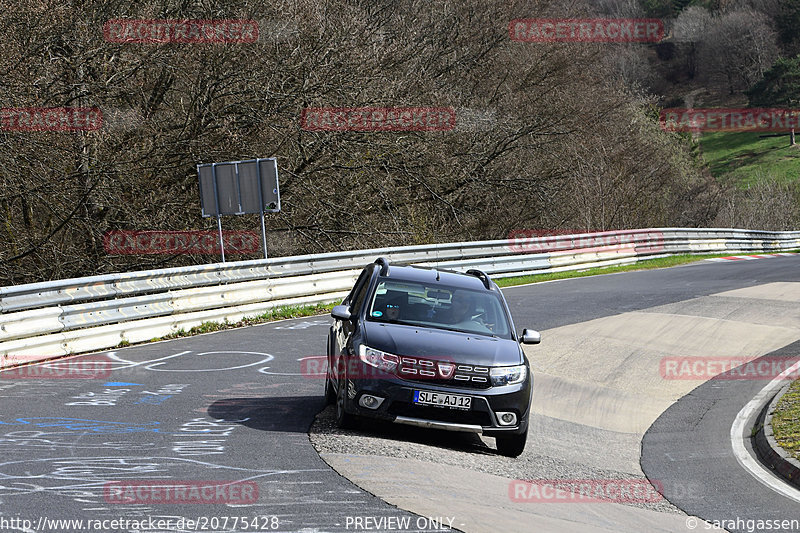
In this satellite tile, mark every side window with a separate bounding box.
[344,268,370,305]
[346,267,372,312]
[351,275,372,315]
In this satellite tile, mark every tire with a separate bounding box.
[324,371,336,405]
[496,429,527,457]
[335,368,357,429]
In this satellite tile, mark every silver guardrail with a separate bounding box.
[1,228,798,364]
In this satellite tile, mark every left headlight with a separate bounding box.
[489,364,527,386]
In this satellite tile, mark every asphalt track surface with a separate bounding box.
[0,256,798,532]
[641,337,800,532]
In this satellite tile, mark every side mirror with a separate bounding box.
[331,305,352,321]
[520,328,541,345]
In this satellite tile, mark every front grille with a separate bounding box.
[453,364,491,388]
[395,356,492,390]
[389,402,492,426]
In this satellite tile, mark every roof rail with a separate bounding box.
[466,269,492,290]
[374,257,390,276]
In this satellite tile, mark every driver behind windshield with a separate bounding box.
[447,290,480,327]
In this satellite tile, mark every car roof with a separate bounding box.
[374,263,496,292]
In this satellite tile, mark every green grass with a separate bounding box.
[699,130,800,185]
[772,379,800,461]
[493,252,758,287]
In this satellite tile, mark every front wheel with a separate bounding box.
[496,429,527,457]
[324,371,336,405]
[335,370,357,429]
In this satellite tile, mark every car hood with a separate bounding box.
[363,322,523,367]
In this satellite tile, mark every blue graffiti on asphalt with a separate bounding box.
[0,418,162,433]
[134,395,172,405]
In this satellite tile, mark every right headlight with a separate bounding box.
[358,345,399,372]
[490,364,527,386]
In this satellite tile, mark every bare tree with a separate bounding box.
[719,0,780,14]
[714,174,800,230]
[0,0,720,284]
[594,0,644,17]
[697,9,779,94]
[673,6,712,80]
[605,46,656,89]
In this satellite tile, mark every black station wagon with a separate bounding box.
[325,258,541,457]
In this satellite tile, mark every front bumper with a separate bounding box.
[393,416,484,433]
[342,364,532,437]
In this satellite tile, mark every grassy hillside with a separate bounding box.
[699,131,800,186]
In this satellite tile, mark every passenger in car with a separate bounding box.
[384,300,401,321]
[378,291,407,321]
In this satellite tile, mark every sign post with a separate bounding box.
[197,158,280,262]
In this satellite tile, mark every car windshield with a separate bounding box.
[366,278,512,339]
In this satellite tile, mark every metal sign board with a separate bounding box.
[197,158,280,217]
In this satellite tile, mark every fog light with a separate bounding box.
[496,412,517,426]
[358,394,385,409]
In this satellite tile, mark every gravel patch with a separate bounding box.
[309,405,683,515]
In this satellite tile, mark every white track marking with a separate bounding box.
[105,351,273,372]
[730,359,800,504]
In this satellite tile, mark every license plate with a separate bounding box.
[413,390,472,410]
